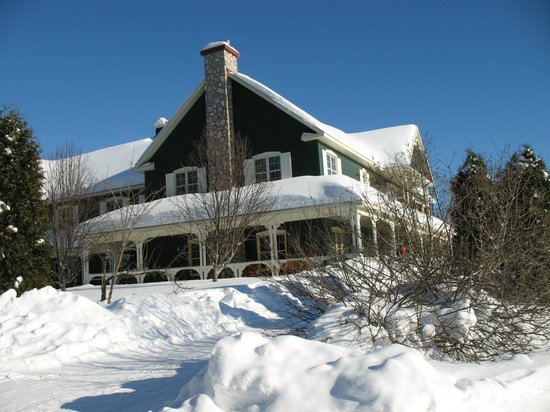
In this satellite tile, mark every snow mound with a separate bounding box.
[0,282,288,372]
[0,287,131,370]
[166,332,462,412]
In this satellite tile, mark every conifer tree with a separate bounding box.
[0,108,51,293]
[450,150,494,258]
[500,145,550,301]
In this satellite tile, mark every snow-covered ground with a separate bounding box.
[1,279,549,411]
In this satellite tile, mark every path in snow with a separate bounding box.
[0,280,295,411]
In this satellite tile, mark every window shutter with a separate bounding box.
[165,173,176,197]
[321,149,328,175]
[197,167,207,193]
[99,201,107,215]
[244,159,255,185]
[281,152,292,179]
[360,169,370,186]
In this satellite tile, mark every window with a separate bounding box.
[176,169,198,195]
[256,230,287,260]
[187,238,201,266]
[100,196,128,214]
[331,227,346,255]
[322,149,341,176]
[165,167,206,197]
[326,153,338,175]
[244,152,292,185]
[255,155,281,182]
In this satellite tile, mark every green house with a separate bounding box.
[75,41,436,285]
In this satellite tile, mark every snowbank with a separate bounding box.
[0,286,131,370]
[166,332,462,412]
[0,282,288,372]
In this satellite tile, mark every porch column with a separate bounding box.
[197,232,207,267]
[389,221,397,256]
[81,248,89,285]
[135,241,144,271]
[267,224,280,270]
[350,212,362,252]
[371,218,378,256]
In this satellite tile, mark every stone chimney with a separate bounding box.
[200,41,240,176]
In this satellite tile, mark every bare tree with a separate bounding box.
[82,187,159,303]
[44,142,96,290]
[277,148,550,361]
[172,132,273,282]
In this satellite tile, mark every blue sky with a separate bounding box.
[1,0,549,169]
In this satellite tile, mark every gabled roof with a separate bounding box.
[230,72,421,169]
[42,138,152,195]
[135,81,205,168]
[135,71,422,170]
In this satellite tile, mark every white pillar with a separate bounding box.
[136,241,144,271]
[350,212,362,252]
[81,248,89,285]
[371,218,378,256]
[389,221,397,256]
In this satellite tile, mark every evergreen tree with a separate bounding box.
[0,108,51,293]
[500,145,550,301]
[450,150,494,258]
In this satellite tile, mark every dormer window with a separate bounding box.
[244,152,292,185]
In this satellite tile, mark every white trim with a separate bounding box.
[134,162,155,172]
[165,173,176,197]
[280,152,292,179]
[249,151,287,183]
[244,159,255,186]
[322,148,341,176]
[173,166,199,173]
[251,151,281,160]
[360,168,370,186]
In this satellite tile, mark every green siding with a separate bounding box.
[317,142,364,181]
[232,80,320,177]
[145,94,206,197]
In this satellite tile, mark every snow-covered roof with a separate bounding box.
[42,138,152,195]
[86,175,369,233]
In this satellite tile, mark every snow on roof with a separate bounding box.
[201,41,229,52]
[230,72,420,168]
[154,117,168,128]
[86,175,370,233]
[42,138,152,195]
[341,125,419,166]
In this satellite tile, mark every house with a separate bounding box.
[73,41,435,285]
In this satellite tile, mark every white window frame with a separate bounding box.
[165,167,206,197]
[322,149,342,176]
[256,229,287,261]
[187,238,201,267]
[331,226,346,255]
[244,152,292,185]
[175,167,199,195]
[100,196,129,215]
